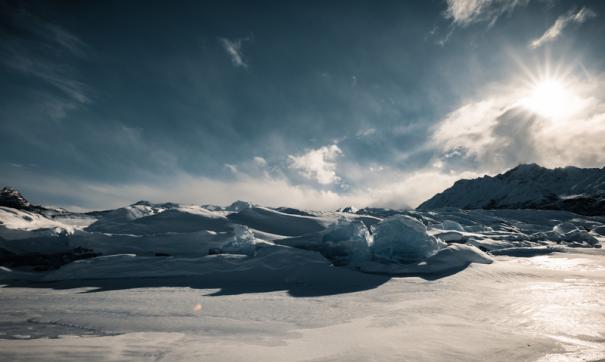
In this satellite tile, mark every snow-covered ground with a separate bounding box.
[0,250,603,361]
[0,199,604,360]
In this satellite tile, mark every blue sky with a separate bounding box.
[2,0,605,210]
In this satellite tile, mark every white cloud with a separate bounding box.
[356,128,376,137]
[253,156,267,167]
[530,7,596,49]
[4,168,375,211]
[8,163,474,211]
[219,37,249,68]
[429,72,605,174]
[224,163,238,174]
[288,145,342,185]
[444,0,527,27]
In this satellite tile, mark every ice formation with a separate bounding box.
[320,219,373,265]
[371,216,445,263]
[220,225,260,256]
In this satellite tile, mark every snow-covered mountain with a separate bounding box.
[418,164,605,215]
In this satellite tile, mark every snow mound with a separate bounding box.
[227,207,327,236]
[40,246,331,282]
[87,208,232,234]
[371,216,445,263]
[69,230,227,257]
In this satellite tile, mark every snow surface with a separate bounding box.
[0,250,603,361]
[0,199,604,360]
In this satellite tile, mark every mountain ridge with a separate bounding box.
[418,164,605,215]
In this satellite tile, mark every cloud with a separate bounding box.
[3,54,90,104]
[2,165,371,211]
[0,3,90,116]
[288,145,342,185]
[253,156,267,167]
[42,23,88,58]
[219,37,249,68]
[4,157,472,211]
[530,7,596,49]
[224,163,238,174]
[429,72,605,174]
[444,0,528,27]
[0,3,88,58]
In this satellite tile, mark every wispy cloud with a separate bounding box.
[3,53,90,104]
[444,0,528,27]
[0,3,88,58]
[219,37,249,68]
[529,7,596,49]
[41,22,88,58]
[224,163,238,174]
[288,145,342,185]
[0,3,90,116]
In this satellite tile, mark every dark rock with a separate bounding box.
[0,187,31,210]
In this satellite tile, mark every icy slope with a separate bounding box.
[418,164,605,215]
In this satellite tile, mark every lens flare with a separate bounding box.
[193,303,203,315]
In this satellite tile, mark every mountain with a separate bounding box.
[418,164,605,215]
[0,186,72,218]
[0,187,31,209]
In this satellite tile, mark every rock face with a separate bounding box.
[0,187,31,210]
[418,164,605,216]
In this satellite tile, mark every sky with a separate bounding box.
[2,0,605,211]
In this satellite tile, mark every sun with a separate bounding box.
[521,78,582,120]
